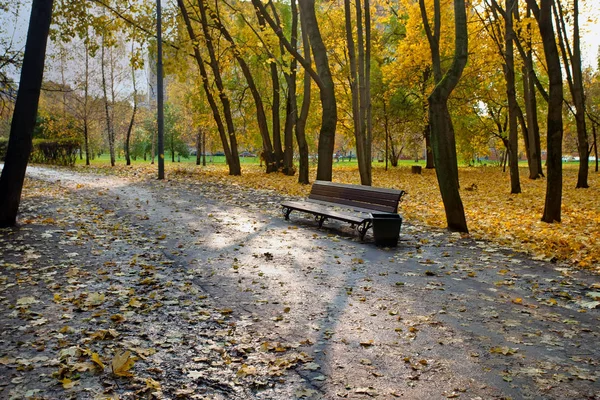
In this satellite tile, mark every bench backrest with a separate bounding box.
[308,180,405,213]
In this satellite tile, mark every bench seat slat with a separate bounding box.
[308,194,397,213]
[281,201,367,224]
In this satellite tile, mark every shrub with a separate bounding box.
[31,138,80,166]
[0,137,7,161]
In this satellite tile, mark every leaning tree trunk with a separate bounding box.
[527,0,563,222]
[208,1,277,172]
[125,53,137,166]
[520,3,543,179]
[299,0,337,181]
[356,0,372,185]
[196,0,241,174]
[570,0,589,188]
[268,0,297,176]
[505,0,521,194]
[178,0,238,175]
[296,2,311,184]
[419,0,469,232]
[0,0,53,227]
[83,40,91,166]
[101,39,116,167]
[344,0,366,183]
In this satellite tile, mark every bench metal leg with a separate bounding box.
[357,220,372,241]
[282,206,293,220]
[316,215,327,228]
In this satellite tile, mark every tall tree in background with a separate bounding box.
[125,42,138,166]
[177,0,239,175]
[207,0,277,173]
[0,0,54,227]
[419,0,469,232]
[298,0,337,181]
[504,0,521,194]
[526,0,563,222]
[344,0,372,185]
[554,0,589,188]
[196,0,241,174]
[249,0,316,183]
[100,33,116,167]
[296,2,311,184]
[266,1,297,176]
[517,2,544,179]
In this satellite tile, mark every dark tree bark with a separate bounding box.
[296,2,311,184]
[83,40,91,166]
[0,0,54,227]
[505,0,521,194]
[125,49,137,166]
[267,1,297,176]
[526,0,563,223]
[298,0,337,181]
[101,38,116,167]
[520,3,543,179]
[207,0,276,173]
[554,0,588,188]
[196,0,241,174]
[196,130,201,166]
[344,0,371,185]
[269,50,283,169]
[592,122,598,172]
[177,0,239,175]
[419,0,469,233]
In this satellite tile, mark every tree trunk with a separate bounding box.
[0,0,53,227]
[196,0,240,174]
[296,2,311,184]
[356,0,371,185]
[101,38,116,167]
[207,0,276,173]
[344,0,367,184]
[505,0,521,194]
[125,51,137,166]
[419,0,469,232]
[83,40,91,166]
[592,123,598,172]
[299,0,337,181]
[268,0,297,176]
[178,0,239,175]
[521,3,543,179]
[270,60,283,169]
[527,0,563,222]
[569,0,588,188]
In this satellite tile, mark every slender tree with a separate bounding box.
[0,0,54,227]
[526,0,563,222]
[419,0,469,232]
[298,0,337,181]
[177,0,238,175]
[206,0,276,172]
[554,0,588,188]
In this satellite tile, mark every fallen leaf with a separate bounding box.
[111,350,135,377]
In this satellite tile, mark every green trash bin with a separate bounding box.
[371,213,402,247]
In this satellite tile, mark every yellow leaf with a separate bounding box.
[112,350,135,377]
[60,378,79,389]
[512,298,523,305]
[91,353,105,370]
[146,377,161,390]
[237,364,257,377]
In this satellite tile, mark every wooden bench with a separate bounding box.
[281,181,406,240]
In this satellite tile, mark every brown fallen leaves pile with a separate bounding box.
[81,162,599,271]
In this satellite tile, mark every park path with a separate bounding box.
[1,165,599,399]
